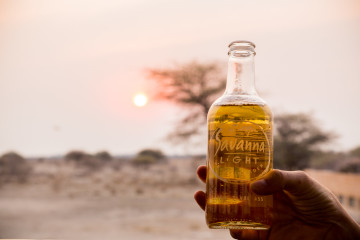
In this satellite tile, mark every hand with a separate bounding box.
[194,165,360,240]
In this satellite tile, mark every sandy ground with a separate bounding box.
[0,159,231,240]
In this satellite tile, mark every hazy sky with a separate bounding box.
[0,0,359,156]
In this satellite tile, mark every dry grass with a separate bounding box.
[0,158,229,240]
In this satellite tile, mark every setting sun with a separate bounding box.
[133,93,148,107]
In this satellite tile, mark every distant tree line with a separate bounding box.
[64,150,113,171]
[65,149,167,169]
[0,149,169,184]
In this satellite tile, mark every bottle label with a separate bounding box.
[208,121,271,183]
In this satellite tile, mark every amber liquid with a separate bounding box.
[206,104,273,229]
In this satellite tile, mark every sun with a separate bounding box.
[133,93,148,107]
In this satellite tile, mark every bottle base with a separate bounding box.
[208,221,270,230]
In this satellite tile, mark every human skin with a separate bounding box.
[194,165,360,240]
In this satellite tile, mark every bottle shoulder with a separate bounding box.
[208,95,273,122]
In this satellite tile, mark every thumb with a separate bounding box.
[251,169,312,196]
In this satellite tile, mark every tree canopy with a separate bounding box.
[147,61,226,142]
[274,113,334,170]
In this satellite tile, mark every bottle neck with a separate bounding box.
[225,54,256,96]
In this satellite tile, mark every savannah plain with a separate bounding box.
[0,155,230,240]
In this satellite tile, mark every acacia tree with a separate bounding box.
[274,113,334,170]
[147,61,226,143]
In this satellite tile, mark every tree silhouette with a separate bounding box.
[147,61,226,142]
[274,113,334,170]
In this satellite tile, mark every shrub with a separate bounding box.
[132,149,166,166]
[65,150,88,162]
[95,151,113,161]
[0,152,32,183]
[64,150,102,172]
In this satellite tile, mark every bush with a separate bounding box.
[337,158,360,173]
[339,162,360,173]
[64,150,102,172]
[132,155,158,165]
[350,146,360,158]
[132,149,166,166]
[65,150,88,162]
[95,151,113,161]
[0,152,32,183]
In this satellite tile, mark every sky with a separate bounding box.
[0,0,359,157]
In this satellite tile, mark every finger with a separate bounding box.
[230,229,268,240]
[194,191,206,211]
[197,165,207,183]
[251,169,312,196]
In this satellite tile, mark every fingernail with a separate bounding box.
[251,179,267,192]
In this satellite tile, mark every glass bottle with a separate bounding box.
[206,40,273,229]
